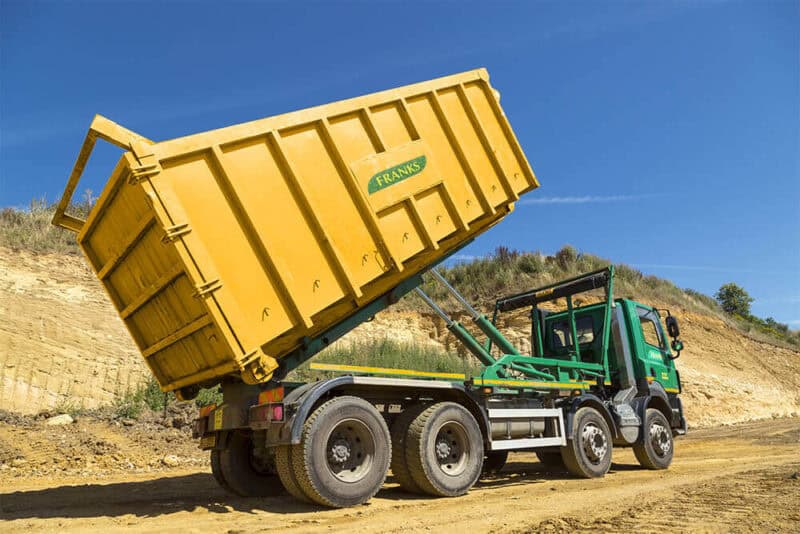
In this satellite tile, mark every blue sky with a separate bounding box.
[1,1,798,324]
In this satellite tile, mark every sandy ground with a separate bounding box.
[1,418,798,533]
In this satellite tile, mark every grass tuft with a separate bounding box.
[288,338,483,382]
[0,194,95,255]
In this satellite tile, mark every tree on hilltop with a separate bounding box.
[715,283,754,317]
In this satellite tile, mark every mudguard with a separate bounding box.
[563,394,618,440]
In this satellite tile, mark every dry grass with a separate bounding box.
[401,246,799,349]
[0,194,94,255]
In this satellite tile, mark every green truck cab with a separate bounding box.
[540,299,682,395]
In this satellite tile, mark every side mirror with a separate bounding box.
[666,316,680,338]
[671,339,684,353]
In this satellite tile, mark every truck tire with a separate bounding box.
[390,404,427,493]
[210,449,234,493]
[482,450,509,474]
[275,445,312,503]
[535,451,565,469]
[560,407,613,478]
[216,431,284,497]
[633,408,674,470]
[291,396,391,508]
[406,402,484,497]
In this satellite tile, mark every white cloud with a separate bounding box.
[518,195,649,205]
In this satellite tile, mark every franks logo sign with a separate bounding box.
[367,156,426,194]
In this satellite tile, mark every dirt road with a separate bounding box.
[2,418,798,533]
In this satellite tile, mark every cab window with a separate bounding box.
[638,307,665,350]
[552,316,594,349]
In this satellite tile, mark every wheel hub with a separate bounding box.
[434,422,469,476]
[436,439,453,460]
[581,422,608,462]
[325,419,376,483]
[650,422,671,456]
[328,438,351,463]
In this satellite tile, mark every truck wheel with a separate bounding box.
[390,404,427,493]
[407,402,484,497]
[210,449,234,492]
[275,445,312,503]
[560,407,613,478]
[215,431,284,497]
[482,450,508,474]
[535,451,565,469]
[633,408,674,469]
[291,396,391,508]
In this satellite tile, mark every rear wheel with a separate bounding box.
[390,404,427,493]
[633,408,674,469]
[275,444,312,503]
[291,396,391,508]
[214,431,284,497]
[482,450,509,474]
[406,402,484,497]
[535,451,565,469]
[210,449,233,492]
[560,407,613,478]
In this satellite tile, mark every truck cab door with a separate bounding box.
[633,305,679,394]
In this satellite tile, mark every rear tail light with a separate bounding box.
[250,402,285,425]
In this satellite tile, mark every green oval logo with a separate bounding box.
[367,155,427,194]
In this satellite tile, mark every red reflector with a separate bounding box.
[258,386,285,405]
[272,404,284,421]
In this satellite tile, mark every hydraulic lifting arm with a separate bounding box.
[416,266,616,388]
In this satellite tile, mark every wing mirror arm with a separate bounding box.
[662,311,684,360]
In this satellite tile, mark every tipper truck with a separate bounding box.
[53,69,686,508]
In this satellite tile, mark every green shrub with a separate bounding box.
[53,398,85,417]
[554,245,577,271]
[195,385,223,407]
[112,377,173,419]
[113,389,145,419]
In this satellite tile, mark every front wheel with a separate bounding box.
[633,408,674,469]
[560,407,613,478]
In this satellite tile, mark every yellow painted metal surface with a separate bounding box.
[53,69,539,391]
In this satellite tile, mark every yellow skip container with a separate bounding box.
[53,69,538,394]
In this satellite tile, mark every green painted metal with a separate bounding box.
[566,294,579,379]
[531,305,544,358]
[478,267,618,388]
[473,315,520,356]
[620,299,681,392]
[600,266,615,381]
[447,321,498,369]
